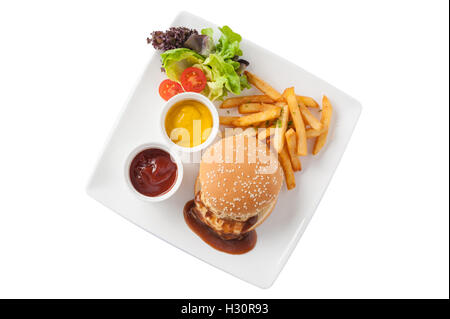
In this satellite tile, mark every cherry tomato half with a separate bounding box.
[159,79,184,101]
[180,67,207,93]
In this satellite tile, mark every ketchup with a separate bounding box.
[129,148,177,197]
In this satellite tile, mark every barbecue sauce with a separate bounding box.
[183,200,257,254]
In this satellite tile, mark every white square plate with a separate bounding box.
[86,11,362,288]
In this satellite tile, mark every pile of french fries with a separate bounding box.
[219,71,333,190]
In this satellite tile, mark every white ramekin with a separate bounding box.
[124,142,183,202]
[160,92,219,153]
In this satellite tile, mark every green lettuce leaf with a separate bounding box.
[204,53,241,96]
[226,59,241,71]
[216,26,243,59]
[201,28,214,38]
[239,74,251,90]
[219,25,242,43]
[205,77,227,101]
[160,48,205,81]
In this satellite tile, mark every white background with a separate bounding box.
[0,0,448,299]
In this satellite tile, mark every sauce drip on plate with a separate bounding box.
[183,200,257,254]
[129,148,177,197]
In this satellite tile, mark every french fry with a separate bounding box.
[239,103,261,114]
[238,103,279,114]
[297,96,319,108]
[298,101,322,130]
[220,95,275,108]
[306,127,326,138]
[313,95,333,155]
[285,129,302,171]
[257,125,275,140]
[284,87,307,156]
[219,116,243,126]
[232,108,281,127]
[244,71,282,101]
[279,145,296,190]
[273,102,289,153]
[274,101,288,108]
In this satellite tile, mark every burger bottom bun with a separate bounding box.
[195,177,278,233]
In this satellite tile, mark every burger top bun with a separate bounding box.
[198,134,283,221]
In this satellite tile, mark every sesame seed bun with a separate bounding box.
[197,134,283,227]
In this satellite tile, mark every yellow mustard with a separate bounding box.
[165,100,213,148]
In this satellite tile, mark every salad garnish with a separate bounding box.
[148,26,250,101]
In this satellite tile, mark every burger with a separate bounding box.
[184,134,283,253]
